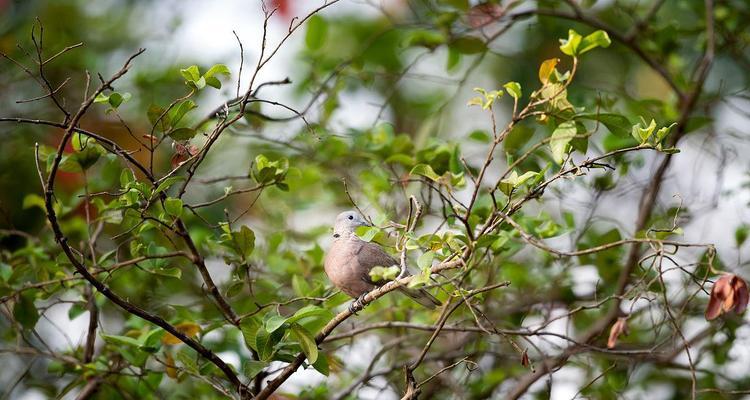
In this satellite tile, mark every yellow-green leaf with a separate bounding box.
[164,197,183,217]
[538,58,559,84]
[578,30,611,54]
[559,29,583,56]
[503,82,522,99]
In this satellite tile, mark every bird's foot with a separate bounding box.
[348,293,367,314]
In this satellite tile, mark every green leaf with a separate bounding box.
[193,76,206,90]
[139,328,165,353]
[231,225,255,261]
[736,224,749,247]
[516,171,540,186]
[290,323,318,363]
[205,76,221,89]
[120,169,135,187]
[578,30,611,54]
[550,121,577,164]
[204,64,230,78]
[469,130,491,143]
[305,15,328,50]
[168,127,198,141]
[503,82,522,100]
[499,170,539,196]
[164,198,183,217]
[406,29,446,49]
[446,46,461,70]
[418,251,434,270]
[14,292,39,329]
[576,113,631,137]
[94,92,110,104]
[355,226,379,242]
[152,266,182,279]
[467,96,484,107]
[253,154,289,184]
[240,317,261,351]
[108,92,131,108]
[72,133,92,151]
[287,305,332,324]
[253,327,278,361]
[74,146,103,170]
[68,303,86,320]
[655,122,677,144]
[384,154,415,166]
[410,164,440,181]
[369,265,401,282]
[180,65,201,82]
[451,36,486,54]
[204,64,230,89]
[539,84,573,110]
[559,29,583,56]
[631,119,656,144]
[101,334,142,348]
[168,100,197,127]
[292,275,310,297]
[442,0,468,9]
[147,104,170,132]
[408,265,432,288]
[265,314,288,333]
[243,360,267,379]
[312,354,330,376]
[153,176,185,195]
[504,125,534,154]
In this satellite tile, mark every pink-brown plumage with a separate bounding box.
[324,211,441,309]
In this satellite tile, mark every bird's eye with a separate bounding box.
[348,215,354,220]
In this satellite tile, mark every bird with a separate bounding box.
[323,210,441,311]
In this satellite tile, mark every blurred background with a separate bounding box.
[1,0,750,399]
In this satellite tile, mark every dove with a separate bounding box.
[324,210,441,311]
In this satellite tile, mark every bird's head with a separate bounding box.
[333,210,370,237]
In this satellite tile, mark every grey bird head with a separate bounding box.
[333,210,370,237]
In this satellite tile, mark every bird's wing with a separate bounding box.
[355,241,400,285]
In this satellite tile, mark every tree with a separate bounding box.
[1,0,749,399]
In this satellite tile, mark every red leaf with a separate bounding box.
[171,142,199,169]
[732,275,749,314]
[706,274,749,320]
[270,0,292,19]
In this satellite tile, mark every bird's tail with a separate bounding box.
[397,286,441,309]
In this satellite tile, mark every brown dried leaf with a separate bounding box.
[520,348,530,368]
[607,317,628,349]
